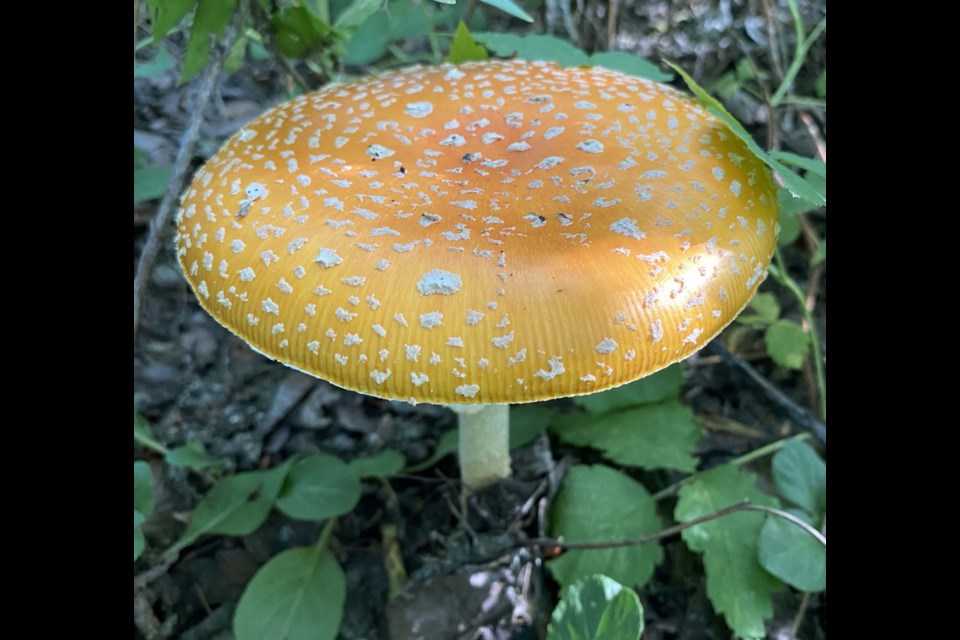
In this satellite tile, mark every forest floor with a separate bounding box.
[134,2,826,638]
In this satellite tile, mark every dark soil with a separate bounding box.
[134,2,825,638]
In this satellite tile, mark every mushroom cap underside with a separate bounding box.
[175,59,779,404]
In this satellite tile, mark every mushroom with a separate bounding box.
[175,60,779,488]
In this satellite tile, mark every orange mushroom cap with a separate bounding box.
[175,59,779,405]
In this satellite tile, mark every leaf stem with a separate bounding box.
[134,429,170,456]
[771,2,826,107]
[769,255,827,422]
[652,432,811,501]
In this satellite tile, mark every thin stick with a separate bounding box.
[133,24,238,343]
[523,500,825,552]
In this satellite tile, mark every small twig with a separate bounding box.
[461,0,479,25]
[607,0,620,51]
[798,110,827,162]
[133,23,238,343]
[759,0,785,79]
[707,340,826,441]
[523,500,825,553]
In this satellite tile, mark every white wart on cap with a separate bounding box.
[175,59,779,405]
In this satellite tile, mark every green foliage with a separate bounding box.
[167,459,293,555]
[548,465,664,591]
[275,454,362,521]
[145,0,197,42]
[675,466,782,640]
[472,32,671,82]
[547,575,644,640]
[477,0,533,23]
[572,364,683,414]
[234,544,346,640]
[134,48,174,79]
[165,441,221,470]
[772,441,825,517]
[348,449,406,478]
[448,20,488,64]
[553,402,701,472]
[666,62,825,208]
[764,319,809,370]
[271,5,335,59]
[182,0,238,82]
[134,461,154,561]
[134,146,173,205]
[758,511,825,592]
[736,292,780,328]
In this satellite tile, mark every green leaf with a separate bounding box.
[666,62,825,207]
[675,466,782,640]
[815,70,826,98]
[772,441,826,518]
[758,510,825,592]
[768,151,826,178]
[811,240,826,266]
[276,454,361,521]
[553,401,702,472]
[764,319,809,370]
[348,450,406,479]
[448,20,489,64]
[134,48,175,79]
[777,185,821,219]
[134,511,147,562]
[478,0,533,23]
[404,428,458,473]
[777,207,801,246]
[473,33,589,66]
[234,546,346,640]
[573,364,683,414]
[168,460,293,555]
[334,0,383,32]
[737,292,780,328]
[510,404,552,449]
[146,0,198,42]
[181,0,238,83]
[547,574,644,640]
[272,5,333,59]
[588,51,673,82]
[134,165,173,204]
[166,441,221,470]
[134,461,155,517]
[548,465,664,590]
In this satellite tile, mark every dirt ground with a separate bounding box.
[134,1,826,638]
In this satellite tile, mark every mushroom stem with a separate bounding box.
[453,404,511,489]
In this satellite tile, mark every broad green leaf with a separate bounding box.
[758,510,825,592]
[303,0,331,23]
[181,0,238,83]
[473,33,589,66]
[778,206,801,246]
[166,441,221,470]
[276,454,361,521]
[667,62,825,207]
[811,240,826,266]
[573,364,683,414]
[764,320,809,370]
[777,185,821,219]
[348,450,406,479]
[448,20,489,64]
[547,574,644,640]
[134,461,155,517]
[589,51,673,82]
[548,465,664,590]
[675,466,782,640]
[234,546,345,640]
[134,48,174,79]
[478,0,533,23]
[772,441,826,517]
[404,428,457,473]
[272,6,333,59]
[737,292,780,328]
[768,151,826,178]
[340,0,450,66]
[146,0,198,42]
[168,459,293,555]
[134,511,147,562]
[553,401,702,472]
[134,166,173,204]
[334,0,383,32]
[510,404,553,449]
